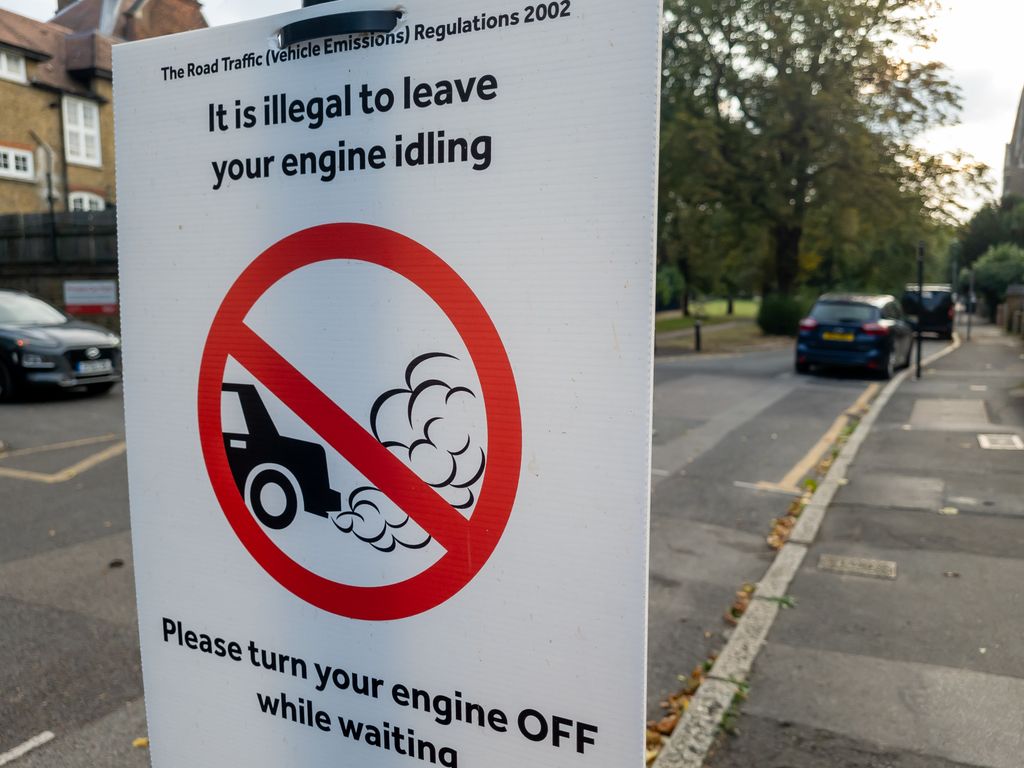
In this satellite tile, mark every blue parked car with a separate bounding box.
[796,294,914,379]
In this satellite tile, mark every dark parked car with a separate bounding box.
[0,289,121,400]
[222,383,342,530]
[796,294,914,379]
[900,283,955,339]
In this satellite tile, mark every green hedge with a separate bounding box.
[757,294,808,336]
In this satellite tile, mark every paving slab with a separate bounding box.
[835,474,944,510]
[739,643,1024,768]
[706,713,983,768]
[909,398,989,429]
[819,503,1024,560]
[770,540,1024,678]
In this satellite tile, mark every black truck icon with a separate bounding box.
[222,383,342,530]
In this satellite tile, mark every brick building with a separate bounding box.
[0,0,206,215]
[1004,85,1024,199]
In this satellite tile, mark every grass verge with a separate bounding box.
[655,299,759,334]
[655,320,792,356]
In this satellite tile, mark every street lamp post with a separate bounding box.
[967,268,975,341]
[916,241,924,380]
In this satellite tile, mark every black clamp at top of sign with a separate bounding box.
[279,2,403,48]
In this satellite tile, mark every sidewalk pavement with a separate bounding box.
[704,323,1024,768]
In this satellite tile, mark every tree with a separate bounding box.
[958,196,1024,265]
[973,243,1024,320]
[660,0,986,295]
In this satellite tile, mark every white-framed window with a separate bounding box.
[69,191,105,211]
[63,95,102,167]
[0,145,34,181]
[0,50,27,84]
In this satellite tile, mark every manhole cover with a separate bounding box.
[817,555,897,580]
[977,434,1024,451]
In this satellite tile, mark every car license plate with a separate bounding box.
[822,331,855,342]
[77,359,113,374]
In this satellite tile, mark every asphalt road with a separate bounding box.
[0,339,947,765]
[0,387,146,767]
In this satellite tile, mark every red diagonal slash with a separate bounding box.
[230,322,471,552]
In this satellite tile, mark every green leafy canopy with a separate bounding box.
[659,0,989,298]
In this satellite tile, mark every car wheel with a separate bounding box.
[85,382,115,396]
[795,360,810,374]
[246,467,299,530]
[0,362,17,402]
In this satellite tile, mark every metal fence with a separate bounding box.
[0,211,117,266]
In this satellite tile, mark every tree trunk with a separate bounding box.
[774,224,802,295]
[726,288,734,315]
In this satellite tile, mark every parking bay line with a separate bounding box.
[737,383,880,496]
[0,731,55,766]
[0,441,126,484]
[0,433,118,460]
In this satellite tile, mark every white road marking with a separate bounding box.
[0,732,55,766]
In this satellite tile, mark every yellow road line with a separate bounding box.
[0,433,119,460]
[760,383,880,494]
[0,441,127,484]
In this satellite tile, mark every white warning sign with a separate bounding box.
[114,0,660,765]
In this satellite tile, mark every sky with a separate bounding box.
[2,0,1022,205]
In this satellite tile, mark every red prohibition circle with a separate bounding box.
[197,224,522,620]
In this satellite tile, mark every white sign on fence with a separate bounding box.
[63,279,117,314]
[114,1,659,765]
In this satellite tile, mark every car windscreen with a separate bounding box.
[810,302,878,324]
[0,293,68,325]
[902,290,951,310]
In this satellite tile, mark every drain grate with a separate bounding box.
[977,434,1024,451]
[817,554,897,580]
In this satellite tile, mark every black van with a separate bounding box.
[900,284,955,339]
